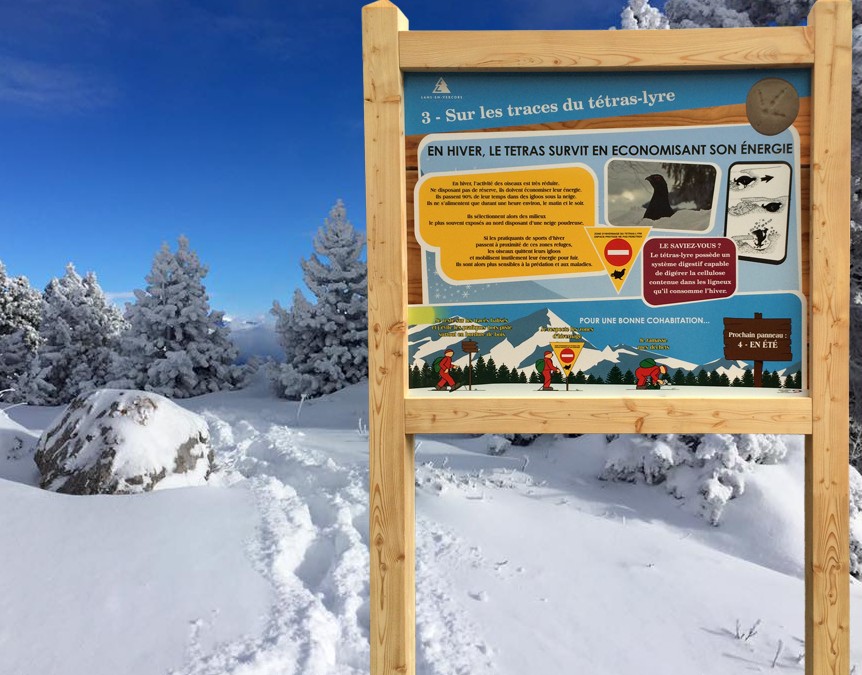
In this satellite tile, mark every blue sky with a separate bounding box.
[0,0,650,320]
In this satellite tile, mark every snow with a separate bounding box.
[0,375,859,674]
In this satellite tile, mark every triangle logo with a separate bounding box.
[432,77,451,94]
[586,227,650,293]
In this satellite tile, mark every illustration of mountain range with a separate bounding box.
[408,307,802,379]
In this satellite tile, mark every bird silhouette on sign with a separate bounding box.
[643,174,674,220]
[759,201,783,213]
[751,227,771,248]
[732,174,757,188]
[611,268,626,280]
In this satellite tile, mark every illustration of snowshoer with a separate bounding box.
[535,350,561,391]
[635,358,669,390]
[434,349,461,392]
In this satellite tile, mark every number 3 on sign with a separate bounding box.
[421,111,430,124]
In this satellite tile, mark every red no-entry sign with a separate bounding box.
[604,238,633,266]
[559,347,576,364]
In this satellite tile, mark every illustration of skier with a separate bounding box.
[635,358,669,390]
[535,350,561,391]
[434,349,461,392]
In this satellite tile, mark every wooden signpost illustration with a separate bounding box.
[724,313,793,386]
[363,1,850,673]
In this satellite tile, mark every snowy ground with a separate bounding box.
[0,374,860,674]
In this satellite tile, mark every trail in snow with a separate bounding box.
[171,411,369,675]
[172,399,490,675]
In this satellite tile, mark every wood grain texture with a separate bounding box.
[806,2,852,675]
[399,26,814,71]
[363,3,415,674]
[404,397,812,435]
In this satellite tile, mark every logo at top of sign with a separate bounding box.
[586,227,650,293]
[432,77,451,94]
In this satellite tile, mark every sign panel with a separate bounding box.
[405,69,809,394]
[723,317,793,362]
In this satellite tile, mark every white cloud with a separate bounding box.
[0,56,115,111]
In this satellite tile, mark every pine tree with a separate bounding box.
[484,357,498,385]
[624,369,636,385]
[697,369,710,386]
[673,368,687,386]
[620,0,669,29]
[116,237,244,398]
[684,370,697,386]
[22,264,125,405]
[719,373,731,387]
[421,362,434,387]
[270,201,367,399]
[607,364,624,384]
[497,364,510,383]
[0,262,41,399]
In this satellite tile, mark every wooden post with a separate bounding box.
[362,3,415,675]
[753,312,763,388]
[806,1,852,674]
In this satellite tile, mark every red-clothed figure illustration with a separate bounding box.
[541,350,560,391]
[435,349,460,391]
[635,358,669,389]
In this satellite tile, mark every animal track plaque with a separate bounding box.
[745,78,800,136]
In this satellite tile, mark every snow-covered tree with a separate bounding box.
[0,262,41,400]
[21,264,125,405]
[620,0,669,29]
[114,236,245,398]
[270,200,367,399]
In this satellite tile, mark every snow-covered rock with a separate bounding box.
[34,389,213,494]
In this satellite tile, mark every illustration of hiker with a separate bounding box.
[433,349,461,392]
[635,358,669,390]
[535,350,561,391]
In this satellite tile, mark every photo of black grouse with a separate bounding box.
[643,174,675,220]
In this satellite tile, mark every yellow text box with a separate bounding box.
[416,166,600,282]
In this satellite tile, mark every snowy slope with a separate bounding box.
[0,378,859,674]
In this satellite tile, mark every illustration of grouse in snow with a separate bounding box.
[643,174,675,220]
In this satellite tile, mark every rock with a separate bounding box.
[34,389,213,495]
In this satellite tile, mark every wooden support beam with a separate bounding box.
[405,396,813,435]
[363,2,414,675]
[806,2,852,674]
[399,26,814,71]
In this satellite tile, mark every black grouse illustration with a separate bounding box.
[643,174,674,220]
[751,227,770,248]
[611,268,626,280]
[733,174,757,188]
[759,201,783,213]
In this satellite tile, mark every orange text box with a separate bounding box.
[416,166,600,282]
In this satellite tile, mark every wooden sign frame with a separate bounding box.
[362,1,851,673]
